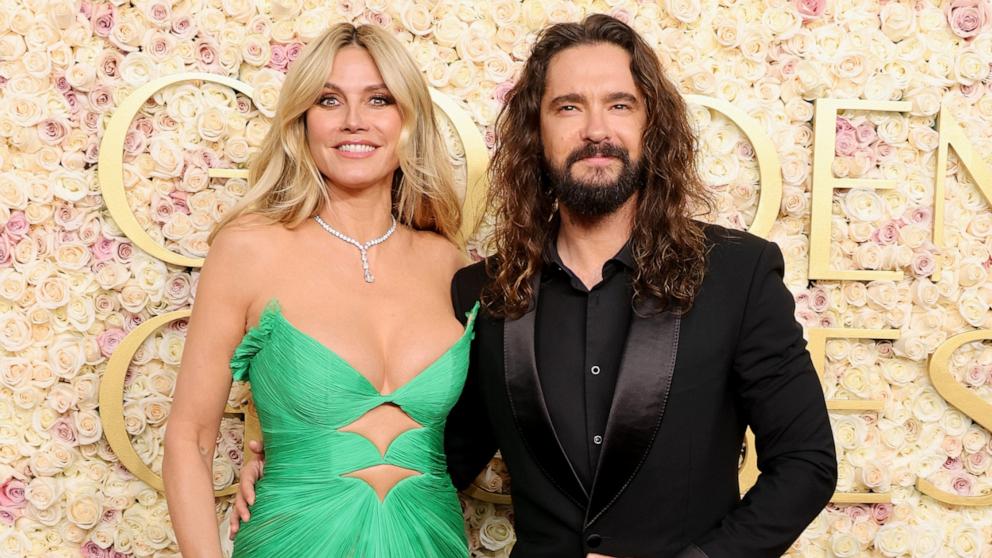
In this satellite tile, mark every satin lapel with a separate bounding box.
[504,270,589,507]
[585,306,681,526]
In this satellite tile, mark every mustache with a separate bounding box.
[565,142,631,169]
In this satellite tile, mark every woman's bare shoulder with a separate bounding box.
[410,230,468,274]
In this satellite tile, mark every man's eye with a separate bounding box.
[612,103,630,110]
[558,105,577,112]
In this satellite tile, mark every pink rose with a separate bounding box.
[54,75,71,93]
[870,503,892,524]
[82,110,100,132]
[195,38,219,69]
[235,95,253,114]
[872,220,901,245]
[285,43,304,66]
[484,128,496,150]
[855,122,877,144]
[905,206,931,224]
[146,2,169,24]
[870,140,894,161]
[88,86,114,113]
[793,0,825,20]
[90,236,116,262]
[809,287,830,312]
[63,91,80,115]
[170,191,190,214]
[84,141,100,164]
[952,475,973,495]
[38,118,69,145]
[122,129,146,155]
[910,251,936,276]
[268,44,289,71]
[97,328,125,357]
[115,241,133,264]
[944,456,964,470]
[846,504,870,521]
[172,15,196,40]
[946,0,991,39]
[49,418,78,445]
[5,212,28,239]
[123,312,144,332]
[80,0,93,18]
[0,479,25,508]
[835,117,855,134]
[493,80,515,104]
[97,51,121,80]
[90,3,115,38]
[965,365,988,387]
[191,148,221,169]
[0,507,18,525]
[81,541,111,558]
[362,9,392,28]
[835,128,858,156]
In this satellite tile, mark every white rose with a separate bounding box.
[830,532,861,557]
[843,189,885,222]
[478,514,515,551]
[25,476,62,510]
[65,489,102,529]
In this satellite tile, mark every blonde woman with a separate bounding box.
[163,24,475,558]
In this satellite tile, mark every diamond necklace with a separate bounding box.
[313,214,397,283]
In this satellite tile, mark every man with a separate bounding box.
[233,14,836,557]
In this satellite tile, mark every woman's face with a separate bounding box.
[306,45,403,194]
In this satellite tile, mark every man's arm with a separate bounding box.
[693,241,837,557]
[445,266,499,489]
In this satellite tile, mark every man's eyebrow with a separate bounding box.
[605,92,639,104]
[321,82,389,92]
[548,93,585,106]
[547,92,640,105]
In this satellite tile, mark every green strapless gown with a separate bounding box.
[229,301,478,558]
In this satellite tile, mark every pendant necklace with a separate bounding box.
[313,214,397,283]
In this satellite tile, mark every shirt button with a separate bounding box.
[593,435,603,445]
[590,365,601,375]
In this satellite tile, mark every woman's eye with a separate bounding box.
[318,95,339,107]
[370,95,394,106]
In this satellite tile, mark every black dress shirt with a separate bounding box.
[534,238,634,487]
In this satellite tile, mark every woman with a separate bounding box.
[163,23,474,558]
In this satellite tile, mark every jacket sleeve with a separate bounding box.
[694,241,837,557]
[445,268,499,490]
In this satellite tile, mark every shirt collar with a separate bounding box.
[545,225,635,275]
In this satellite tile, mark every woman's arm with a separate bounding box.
[163,227,261,557]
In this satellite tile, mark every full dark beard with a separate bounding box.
[546,142,644,219]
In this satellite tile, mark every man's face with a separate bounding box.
[540,42,647,218]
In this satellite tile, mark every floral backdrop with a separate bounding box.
[0,0,990,556]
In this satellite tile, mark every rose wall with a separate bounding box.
[0,0,991,556]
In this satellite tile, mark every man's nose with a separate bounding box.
[581,107,610,143]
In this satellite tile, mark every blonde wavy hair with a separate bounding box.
[211,23,461,242]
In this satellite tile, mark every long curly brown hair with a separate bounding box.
[482,14,712,319]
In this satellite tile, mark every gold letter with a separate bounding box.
[685,95,782,239]
[917,330,992,505]
[807,328,898,503]
[809,99,911,281]
[98,72,254,268]
[933,106,992,260]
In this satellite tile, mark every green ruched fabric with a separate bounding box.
[230,300,478,558]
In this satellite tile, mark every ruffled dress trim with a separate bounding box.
[230,300,280,382]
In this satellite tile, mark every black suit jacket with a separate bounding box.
[446,226,837,558]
